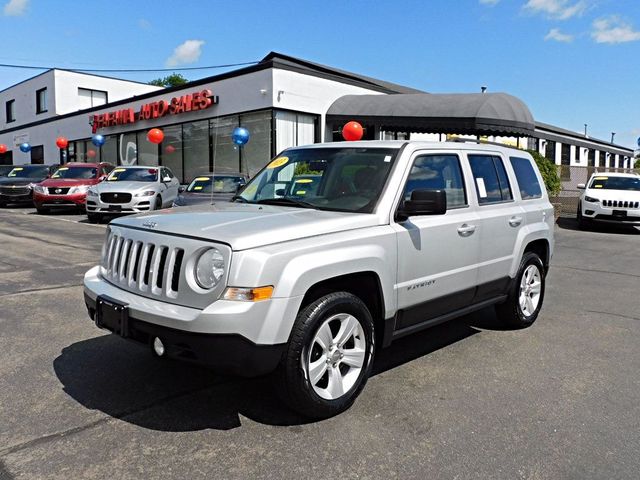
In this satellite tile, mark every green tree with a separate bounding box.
[635,156,640,169]
[148,73,188,87]
[527,149,561,196]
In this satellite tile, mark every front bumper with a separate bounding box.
[86,194,154,214]
[0,190,33,204]
[581,201,640,225]
[83,266,301,376]
[34,192,86,208]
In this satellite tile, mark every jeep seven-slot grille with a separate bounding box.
[104,233,184,298]
[602,200,639,208]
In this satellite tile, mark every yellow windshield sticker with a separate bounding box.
[113,168,126,173]
[58,167,69,171]
[195,177,210,181]
[594,184,603,188]
[13,167,23,171]
[267,156,288,169]
[296,190,307,195]
[594,176,608,180]
[295,179,313,183]
[193,186,203,190]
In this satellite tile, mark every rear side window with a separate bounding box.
[468,155,513,204]
[509,157,542,199]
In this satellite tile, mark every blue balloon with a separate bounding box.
[232,127,250,146]
[91,134,106,147]
[19,143,31,153]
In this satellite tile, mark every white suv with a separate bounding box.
[577,172,640,229]
[84,141,554,418]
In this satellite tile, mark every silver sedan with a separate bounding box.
[86,166,180,223]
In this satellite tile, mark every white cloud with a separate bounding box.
[544,28,574,42]
[3,0,28,16]
[138,18,151,30]
[524,0,588,20]
[592,16,640,44]
[479,0,500,5]
[165,40,205,67]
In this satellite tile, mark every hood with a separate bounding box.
[111,201,380,251]
[95,181,159,193]
[0,177,40,186]
[41,178,99,188]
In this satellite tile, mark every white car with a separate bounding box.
[86,166,180,223]
[577,172,640,229]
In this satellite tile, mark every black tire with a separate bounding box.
[155,195,162,210]
[276,291,375,419]
[36,207,49,215]
[496,252,546,329]
[576,202,590,231]
[87,213,102,224]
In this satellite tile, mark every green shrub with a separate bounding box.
[527,149,561,197]
[635,157,640,169]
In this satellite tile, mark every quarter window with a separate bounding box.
[403,154,467,208]
[509,157,542,199]
[468,155,513,204]
[36,88,47,114]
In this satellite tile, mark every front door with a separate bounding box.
[392,152,480,332]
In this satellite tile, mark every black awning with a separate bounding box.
[326,93,535,136]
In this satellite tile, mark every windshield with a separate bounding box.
[590,176,640,191]
[51,166,97,179]
[0,165,14,176]
[107,168,158,182]
[7,166,49,178]
[237,147,399,213]
[187,175,245,193]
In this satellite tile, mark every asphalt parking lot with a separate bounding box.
[1,207,639,479]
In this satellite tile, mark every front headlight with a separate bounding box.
[69,185,90,194]
[87,189,98,197]
[584,196,599,203]
[135,190,156,197]
[33,185,46,194]
[194,248,225,289]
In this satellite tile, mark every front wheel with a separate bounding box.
[496,252,546,328]
[36,207,49,215]
[154,195,162,210]
[276,292,375,419]
[577,202,590,230]
[87,213,102,224]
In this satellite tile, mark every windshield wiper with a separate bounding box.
[254,198,317,209]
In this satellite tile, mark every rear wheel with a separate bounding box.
[496,252,545,328]
[276,291,375,419]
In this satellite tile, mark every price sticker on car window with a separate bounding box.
[295,179,313,183]
[476,177,488,198]
[195,177,210,182]
[267,157,288,169]
[193,186,203,190]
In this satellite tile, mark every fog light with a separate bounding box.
[152,337,165,356]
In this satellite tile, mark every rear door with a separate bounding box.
[392,151,480,331]
[466,153,523,301]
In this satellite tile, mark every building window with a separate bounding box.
[6,99,15,122]
[78,88,108,109]
[561,144,570,165]
[36,88,47,114]
[30,145,44,164]
[588,149,595,167]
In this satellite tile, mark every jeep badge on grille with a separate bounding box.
[142,221,157,229]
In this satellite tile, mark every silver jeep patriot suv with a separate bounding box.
[84,141,554,418]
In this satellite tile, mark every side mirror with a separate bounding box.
[398,189,447,221]
[178,186,185,193]
[577,183,586,190]
[235,183,245,193]
[162,176,171,183]
[275,188,286,196]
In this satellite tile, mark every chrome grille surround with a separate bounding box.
[99,224,231,309]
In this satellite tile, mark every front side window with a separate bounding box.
[238,147,399,213]
[36,88,47,114]
[51,166,98,179]
[468,155,513,204]
[509,157,542,200]
[403,154,467,208]
[107,167,158,182]
[6,100,15,122]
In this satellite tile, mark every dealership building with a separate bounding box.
[0,52,635,183]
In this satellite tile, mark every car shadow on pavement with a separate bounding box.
[556,216,640,235]
[53,311,495,430]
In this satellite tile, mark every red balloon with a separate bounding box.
[0,144,7,154]
[147,128,164,144]
[87,149,97,159]
[165,145,176,154]
[342,121,364,141]
[56,137,69,149]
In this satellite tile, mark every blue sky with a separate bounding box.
[1,0,638,149]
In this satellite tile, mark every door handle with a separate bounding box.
[457,223,476,237]
[509,216,523,227]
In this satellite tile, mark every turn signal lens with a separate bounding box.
[223,286,274,302]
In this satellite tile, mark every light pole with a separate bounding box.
[584,124,588,137]
[611,132,616,144]
[481,86,487,94]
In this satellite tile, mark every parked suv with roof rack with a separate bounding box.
[83,141,554,418]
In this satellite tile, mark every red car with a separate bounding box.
[33,162,114,213]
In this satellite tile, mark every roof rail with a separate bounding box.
[447,137,524,149]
